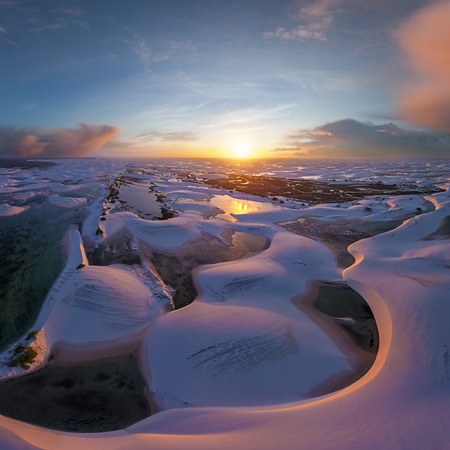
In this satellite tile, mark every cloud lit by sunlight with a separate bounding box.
[0,123,119,157]
[397,1,450,132]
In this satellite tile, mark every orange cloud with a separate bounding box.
[397,1,450,132]
[0,123,119,157]
[263,0,340,41]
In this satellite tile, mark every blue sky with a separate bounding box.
[1,0,449,158]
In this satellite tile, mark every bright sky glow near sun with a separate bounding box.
[230,140,254,159]
[1,0,450,159]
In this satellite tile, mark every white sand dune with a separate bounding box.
[0,159,449,449]
[102,211,205,252]
[172,199,222,217]
[42,263,163,361]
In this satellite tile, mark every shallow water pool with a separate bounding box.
[210,195,283,221]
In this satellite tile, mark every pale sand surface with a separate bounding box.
[0,160,449,449]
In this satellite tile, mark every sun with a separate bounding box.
[230,140,253,159]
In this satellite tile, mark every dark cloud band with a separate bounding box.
[281,119,450,158]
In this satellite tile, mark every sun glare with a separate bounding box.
[230,140,253,159]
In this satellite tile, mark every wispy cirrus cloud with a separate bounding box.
[277,118,450,158]
[131,36,195,72]
[28,7,87,33]
[264,0,341,41]
[396,1,450,132]
[0,123,119,157]
[0,24,18,47]
[22,102,38,112]
[49,7,83,16]
[135,130,199,143]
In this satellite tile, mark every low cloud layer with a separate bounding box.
[0,123,119,158]
[281,119,450,158]
[397,1,450,132]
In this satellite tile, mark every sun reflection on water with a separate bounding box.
[210,195,282,222]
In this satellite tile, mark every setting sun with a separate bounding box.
[230,140,254,159]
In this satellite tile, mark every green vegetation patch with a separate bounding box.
[9,345,37,369]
